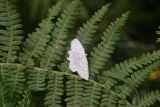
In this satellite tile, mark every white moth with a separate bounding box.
[67,38,89,80]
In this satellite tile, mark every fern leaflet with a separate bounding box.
[0,0,23,63]
[89,12,129,79]
[19,1,62,66]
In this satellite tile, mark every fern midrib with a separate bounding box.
[11,66,20,99]
[79,5,108,45]
[107,93,114,107]
[50,74,57,105]
[80,19,97,44]
[88,83,96,107]
[0,62,135,107]
[6,0,14,63]
[36,70,40,90]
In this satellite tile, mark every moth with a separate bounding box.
[67,38,89,80]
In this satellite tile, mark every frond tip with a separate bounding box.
[77,3,110,46]
[89,12,129,79]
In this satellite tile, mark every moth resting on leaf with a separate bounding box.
[67,38,89,80]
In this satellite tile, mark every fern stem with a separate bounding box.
[0,62,134,107]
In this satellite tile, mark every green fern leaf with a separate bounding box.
[89,12,129,79]
[40,0,80,69]
[58,3,110,72]
[65,77,84,107]
[0,64,25,102]
[107,50,160,80]
[0,82,12,107]
[83,82,102,107]
[118,60,160,98]
[19,1,62,66]
[0,0,23,63]
[44,74,64,107]
[100,89,118,107]
[77,4,110,46]
[27,68,46,91]
[133,90,160,107]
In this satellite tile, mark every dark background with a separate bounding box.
[17,0,160,57]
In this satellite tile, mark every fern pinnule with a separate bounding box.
[77,3,110,47]
[40,0,80,69]
[19,1,63,66]
[89,12,129,79]
[133,90,160,107]
[0,0,23,63]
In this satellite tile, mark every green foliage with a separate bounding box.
[19,1,63,66]
[0,0,23,63]
[132,90,160,107]
[89,12,129,79]
[0,0,159,107]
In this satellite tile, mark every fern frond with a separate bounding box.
[108,50,160,78]
[19,1,62,66]
[65,77,84,107]
[0,82,12,107]
[83,82,102,107]
[133,90,160,107]
[58,3,110,72]
[0,64,25,99]
[27,69,46,91]
[89,12,129,79]
[118,60,160,98]
[0,0,23,63]
[44,74,64,107]
[40,0,80,69]
[77,4,110,46]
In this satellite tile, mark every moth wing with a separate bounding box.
[68,38,89,80]
[71,38,86,55]
[76,56,89,80]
